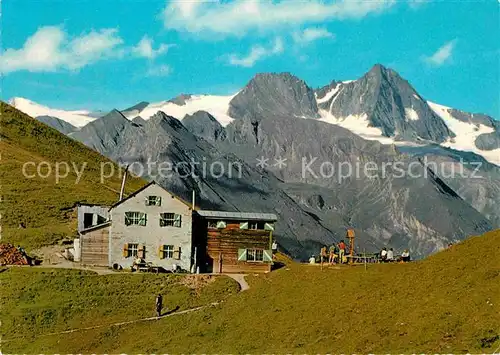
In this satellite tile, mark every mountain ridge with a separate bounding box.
[9,64,499,166]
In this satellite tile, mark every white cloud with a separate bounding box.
[162,0,395,37]
[408,0,428,9]
[133,35,172,59]
[145,64,172,77]
[424,40,457,66]
[293,27,334,44]
[228,37,284,67]
[0,26,124,73]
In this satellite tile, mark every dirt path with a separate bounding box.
[1,272,249,343]
[1,301,222,343]
[226,274,249,291]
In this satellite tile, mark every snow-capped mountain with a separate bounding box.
[8,65,499,165]
[121,94,236,127]
[427,101,500,165]
[5,65,500,259]
[8,97,100,127]
[315,65,454,144]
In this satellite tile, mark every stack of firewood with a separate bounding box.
[0,243,29,266]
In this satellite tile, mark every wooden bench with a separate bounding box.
[137,263,162,273]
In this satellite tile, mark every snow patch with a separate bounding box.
[342,80,354,84]
[8,97,97,127]
[123,109,141,118]
[428,101,500,166]
[127,94,237,127]
[317,109,395,144]
[405,108,419,121]
[316,84,340,104]
[413,94,421,101]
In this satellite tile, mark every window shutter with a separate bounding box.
[264,223,274,231]
[139,213,147,226]
[263,249,273,262]
[156,197,162,206]
[124,213,131,226]
[158,245,164,259]
[123,243,128,257]
[216,220,226,229]
[145,197,149,206]
[239,222,249,230]
[173,246,181,260]
[237,249,247,261]
[174,214,182,227]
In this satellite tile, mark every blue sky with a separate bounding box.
[1,0,499,118]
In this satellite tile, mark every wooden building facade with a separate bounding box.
[193,210,277,274]
[79,221,111,266]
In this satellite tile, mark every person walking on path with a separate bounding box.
[320,246,327,267]
[155,294,163,318]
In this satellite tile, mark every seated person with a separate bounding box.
[309,255,316,264]
[328,245,336,264]
[380,248,388,262]
[132,256,145,271]
[387,248,394,262]
[401,250,410,262]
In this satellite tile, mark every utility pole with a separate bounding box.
[347,228,355,264]
[119,165,129,201]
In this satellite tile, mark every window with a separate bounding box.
[146,196,162,206]
[83,213,94,229]
[161,245,174,259]
[125,212,147,226]
[246,249,264,262]
[208,220,226,229]
[126,243,139,258]
[249,221,265,230]
[238,248,272,262]
[159,245,181,260]
[160,213,181,227]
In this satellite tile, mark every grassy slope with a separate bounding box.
[2,230,499,353]
[0,269,239,353]
[0,102,144,249]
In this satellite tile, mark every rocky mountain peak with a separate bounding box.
[147,111,187,132]
[228,72,319,120]
[168,94,192,106]
[317,65,454,143]
[123,101,149,113]
[102,109,128,121]
[182,110,227,143]
[368,63,396,76]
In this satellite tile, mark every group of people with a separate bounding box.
[380,247,411,262]
[308,243,412,264]
[309,240,349,265]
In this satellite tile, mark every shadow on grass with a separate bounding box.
[160,305,180,317]
[272,261,287,271]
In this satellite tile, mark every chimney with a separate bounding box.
[119,165,129,201]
